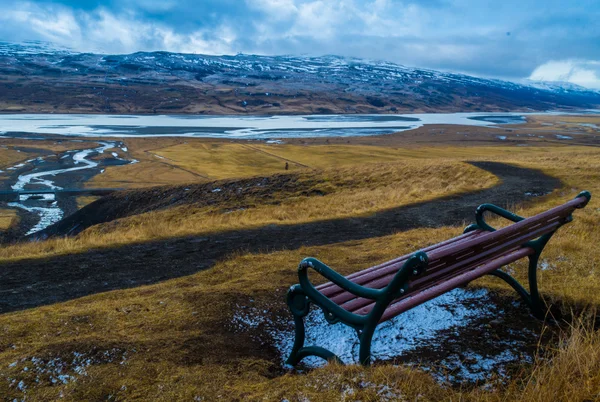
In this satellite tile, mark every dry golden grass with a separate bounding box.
[0,208,17,230]
[152,142,306,179]
[76,196,100,209]
[87,160,205,188]
[1,143,600,400]
[0,148,33,170]
[527,114,600,134]
[0,138,90,154]
[0,220,598,400]
[0,160,496,260]
[87,137,207,188]
[251,143,527,167]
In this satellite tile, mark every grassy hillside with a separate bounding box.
[0,141,599,400]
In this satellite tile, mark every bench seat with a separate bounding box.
[285,191,591,366]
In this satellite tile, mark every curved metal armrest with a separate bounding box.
[476,203,525,232]
[384,251,428,297]
[298,258,383,300]
[297,257,382,326]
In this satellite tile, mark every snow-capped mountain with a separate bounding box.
[1,41,599,114]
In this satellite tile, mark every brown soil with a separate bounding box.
[0,162,561,314]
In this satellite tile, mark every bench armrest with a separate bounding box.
[475,203,525,232]
[297,252,429,325]
[297,258,382,326]
[298,258,383,300]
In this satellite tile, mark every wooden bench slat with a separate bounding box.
[376,247,535,322]
[339,244,529,314]
[329,218,563,309]
[317,197,582,301]
[427,198,581,263]
[316,230,486,297]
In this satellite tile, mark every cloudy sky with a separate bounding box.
[1,0,599,88]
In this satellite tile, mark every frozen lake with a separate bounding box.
[0,113,529,139]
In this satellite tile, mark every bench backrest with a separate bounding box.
[425,197,583,273]
[320,195,587,309]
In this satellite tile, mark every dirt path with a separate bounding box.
[0,162,561,314]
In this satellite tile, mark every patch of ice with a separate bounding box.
[432,349,529,383]
[121,146,128,152]
[7,163,26,170]
[130,159,139,164]
[7,202,64,235]
[212,188,222,193]
[19,193,55,202]
[556,135,572,140]
[525,191,549,197]
[111,152,119,158]
[496,136,507,140]
[233,288,492,367]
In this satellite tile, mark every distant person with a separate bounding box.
[285,162,289,170]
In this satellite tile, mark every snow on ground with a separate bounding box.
[578,123,599,130]
[7,163,26,170]
[4,349,129,399]
[7,202,64,235]
[429,348,531,383]
[233,288,529,382]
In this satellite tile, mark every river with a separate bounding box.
[0,112,531,139]
[2,140,133,236]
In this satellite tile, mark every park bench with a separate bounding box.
[286,191,591,366]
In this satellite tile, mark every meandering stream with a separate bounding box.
[4,140,132,235]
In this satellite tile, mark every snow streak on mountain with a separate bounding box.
[1,42,599,114]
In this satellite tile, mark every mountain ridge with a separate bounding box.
[1,41,599,114]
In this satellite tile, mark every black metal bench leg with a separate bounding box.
[487,253,546,319]
[527,252,545,319]
[286,285,343,366]
[286,307,307,366]
[527,231,557,319]
[358,326,376,366]
[487,231,556,319]
[488,269,532,307]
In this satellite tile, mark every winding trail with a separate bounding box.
[0,162,561,314]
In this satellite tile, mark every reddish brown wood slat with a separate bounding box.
[376,247,535,322]
[340,244,530,314]
[318,198,582,300]
[317,230,485,297]
[329,218,562,308]
[306,196,585,323]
